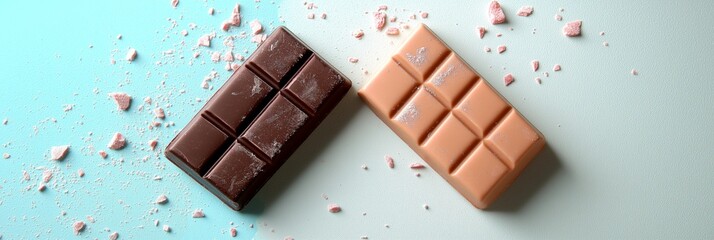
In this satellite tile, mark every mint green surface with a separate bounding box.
[2,0,714,239]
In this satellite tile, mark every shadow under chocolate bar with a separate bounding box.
[165,26,352,211]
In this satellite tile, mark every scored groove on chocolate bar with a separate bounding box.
[201,113,239,139]
[389,49,516,174]
[166,26,352,210]
[236,136,272,165]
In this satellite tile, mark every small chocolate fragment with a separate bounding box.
[166,26,351,210]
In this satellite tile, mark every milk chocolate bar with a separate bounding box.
[359,24,545,209]
[165,26,351,210]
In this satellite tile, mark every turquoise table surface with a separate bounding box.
[1,0,713,239]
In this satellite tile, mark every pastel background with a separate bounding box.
[1,0,713,239]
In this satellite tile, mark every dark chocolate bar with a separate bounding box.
[165,26,352,210]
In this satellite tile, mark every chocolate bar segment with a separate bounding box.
[241,95,309,163]
[165,26,351,211]
[358,24,545,209]
[203,67,274,134]
[247,27,312,86]
[204,143,271,210]
[166,117,234,175]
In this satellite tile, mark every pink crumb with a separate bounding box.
[42,170,53,183]
[249,20,263,35]
[562,20,582,37]
[208,8,214,15]
[517,6,533,16]
[307,13,315,19]
[109,232,119,240]
[410,163,425,169]
[504,73,515,86]
[98,150,108,159]
[385,155,395,169]
[531,60,539,71]
[535,77,542,85]
[476,26,486,39]
[554,14,563,21]
[116,34,122,40]
[306,2,316,9]
[221,21,232,31]
[374,12,387,31]
[144,96,152,104]
[192,209,205,218]
[155,194,168,204]
[107,132,126,150]
[181,30,188,36]
[603,41,609,47]
[488,1,506,24]
[78,169,85,177]
[223,50,235,62]
[231,63,240,71]
[631,69,638,75]
[553,64,561,71]
[352,30,364,39]
[251,34,266,44]
[497,45,506,54]
[73,221,85,235]
[321,13,327,19]
[600,31,605,36]
[198,34,212,47]
[50,145,70,161]
[389,16,397,22]
[386,27,400,35]
[285,237,294,240]
[348,57,359,63]
[109,92,132,111]
[126,48,137,62]
[163,225,171,232]
[230,228,238,237]
[421,12,429,18]
[148,139,158,150]
[377,5,387,11]
[484,46,491,52]
[154,108,165,119]
[23,170,30,181]
[327,204,342,213]
[38,184,46,192]
[231,4,241,26]
[171,0,178,8]
[3,153,10,159]
[211,51,221,62]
